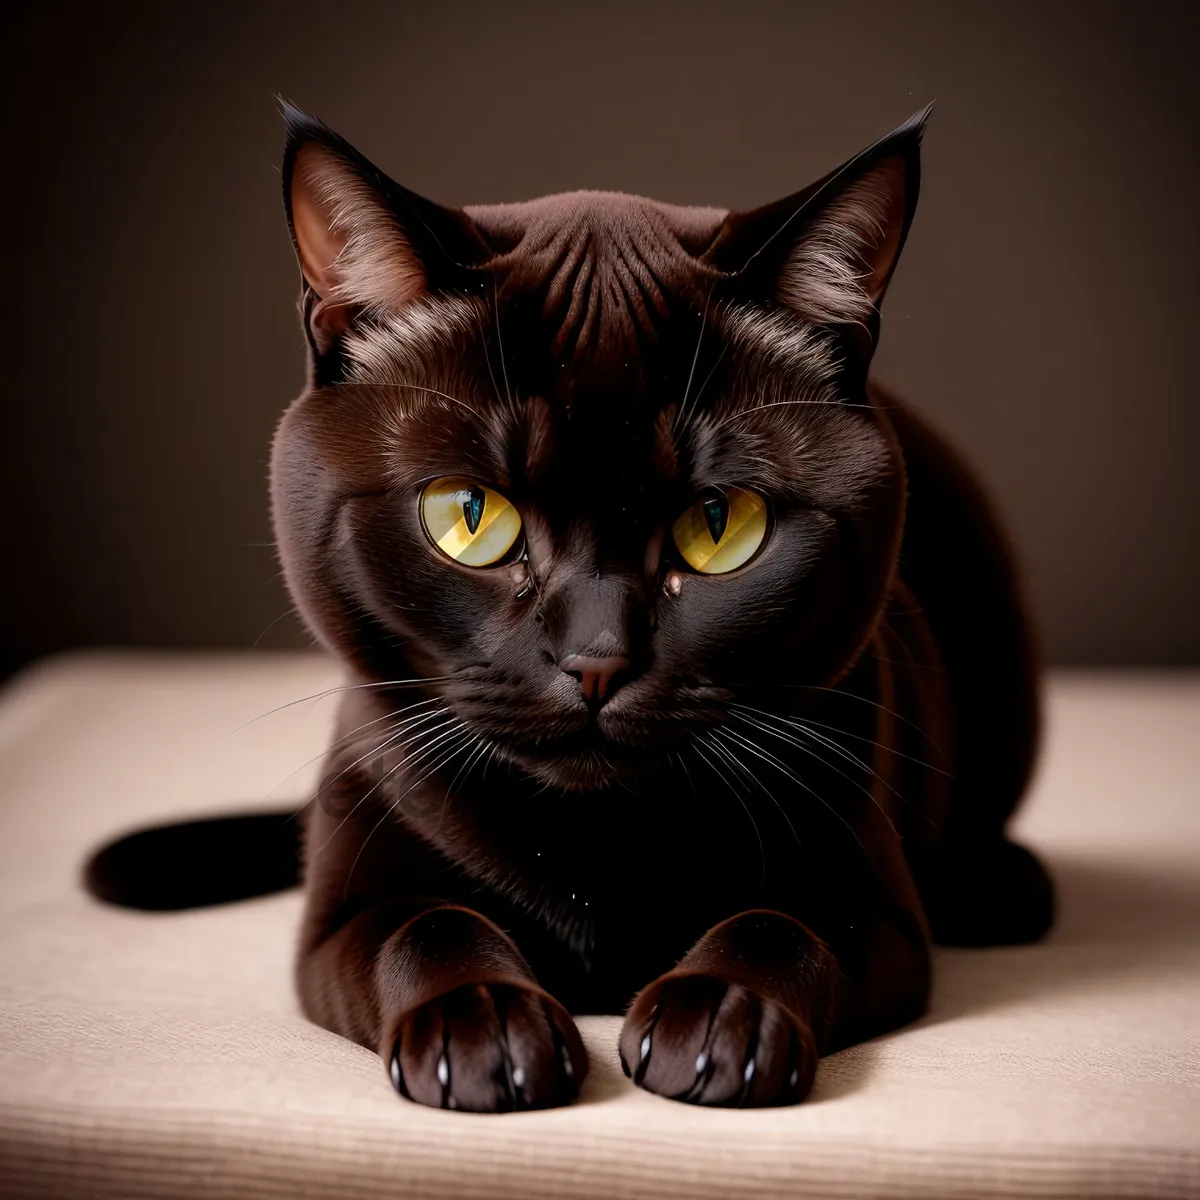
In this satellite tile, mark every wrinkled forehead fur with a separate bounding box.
[275,103,929,671]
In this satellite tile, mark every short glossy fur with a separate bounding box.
[91,105,1054,1112]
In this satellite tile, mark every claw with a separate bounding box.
[543,997,576,1088]
[390,984,585,1113]
[633,1029,654,1086]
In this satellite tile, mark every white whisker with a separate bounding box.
[227,676,453,737]
[675,283,714,431]
[341,726,475,897]
[255,697,443,814]
[310,711,460,859]
[710,727,804,859]
[437,737,491,837]
[689,734,766,885]
[732,704,926,830]
[715,724,866,854]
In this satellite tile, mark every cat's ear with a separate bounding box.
[281,104,488,350]
[709,106,931,339]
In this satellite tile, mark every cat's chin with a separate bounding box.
[509,744,650,792]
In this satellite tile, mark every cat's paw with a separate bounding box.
[389,982,587,1111]
[619,973,816,1107]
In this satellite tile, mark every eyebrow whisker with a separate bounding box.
[675,282,715,432]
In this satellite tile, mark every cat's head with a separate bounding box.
[272,105,927,791]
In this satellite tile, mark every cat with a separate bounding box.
[86,103,1054,1113]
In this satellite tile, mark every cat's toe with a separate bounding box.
[619,973,816,1107]
[390,982,587,1112]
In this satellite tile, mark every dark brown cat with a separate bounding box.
[88,103,1053,1113]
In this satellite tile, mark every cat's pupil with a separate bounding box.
[462,487,485,535]
[703,494,729,545]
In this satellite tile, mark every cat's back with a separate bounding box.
[873,381,1041,837]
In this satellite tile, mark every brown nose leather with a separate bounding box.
[558,654,631,703]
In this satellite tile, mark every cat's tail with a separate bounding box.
[83,810,303,911]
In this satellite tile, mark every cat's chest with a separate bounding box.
[505,806,806,980]
[444,766,874,1009]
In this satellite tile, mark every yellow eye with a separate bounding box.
[671,487,768,574]
[420,476,523,567]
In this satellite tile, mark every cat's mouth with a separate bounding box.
[501,712,709,791]
[448,678,730,791]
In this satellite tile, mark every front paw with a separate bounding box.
[389,983,587,1112]
[619,973,817,1107]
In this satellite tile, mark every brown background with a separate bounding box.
[3,0,1197,677]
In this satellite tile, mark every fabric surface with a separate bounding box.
[0,653,1197,1199]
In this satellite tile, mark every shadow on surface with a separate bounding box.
[923,852,1200,1027]
[811,852,1200,1101]
[808,1039,884,1103]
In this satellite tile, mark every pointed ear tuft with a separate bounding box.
[777,154,909,324]
[290,142,427,307]
[279,104,489,352]
[711,105,931,333]
[282,108,426,343]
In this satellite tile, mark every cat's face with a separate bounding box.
[272,108,926,791]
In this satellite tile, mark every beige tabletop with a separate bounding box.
[0,653,1197,1199]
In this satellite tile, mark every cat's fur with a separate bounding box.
[88,104,1053,1112]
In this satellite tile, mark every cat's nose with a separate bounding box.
[558,654,631,704]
